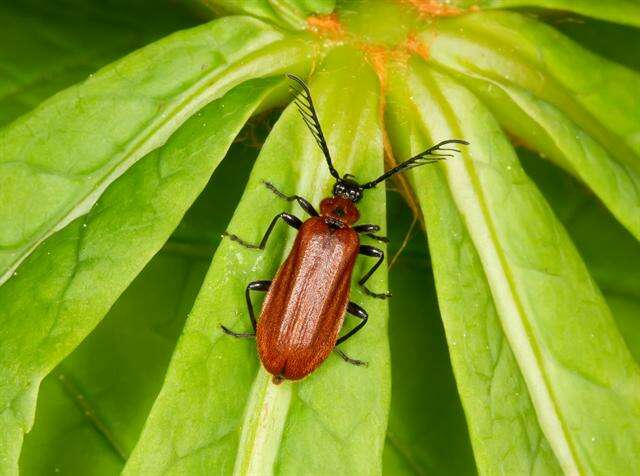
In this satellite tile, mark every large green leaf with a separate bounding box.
[387,59,640,474]
[19,126,265,474]
[124,46,390,475]
[422,10,640,239]
[519,149,640,361]
[382,193,475,476]
[0,15,313,285]
[0,0,198,127]
[0,79,282,475]
[19,253,210,475]
[199,0,335,30]
[455,0,640,27]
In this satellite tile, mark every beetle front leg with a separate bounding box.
[262,180,319,217]
[221,280,271,338]
[224,212,302,250]
[353,224,389,243]
[358,245,392,299]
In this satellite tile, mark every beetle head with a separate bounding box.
[332,175,363,203]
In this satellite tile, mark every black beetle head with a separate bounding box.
[333,176,363,203]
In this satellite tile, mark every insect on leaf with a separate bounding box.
[124,46,391,476]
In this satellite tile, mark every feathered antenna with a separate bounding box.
[360,139,469,189]
[287,73,341,180]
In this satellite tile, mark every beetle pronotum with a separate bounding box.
[222,74,468,383]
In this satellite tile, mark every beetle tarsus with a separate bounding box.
[224,212,303,251]
[220,324,255,339]
[222,231,261,249]
[364,233,389,243]
[334,348,368,367]
[361,285,392,300]
[262,180,319,217]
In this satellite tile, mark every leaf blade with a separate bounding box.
[0,15,313,284]
[387,59,640,475]
[456,0,640,27]
[0,78,281,475]
[424,11,640,239]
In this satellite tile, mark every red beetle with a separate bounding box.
[222,74,467,383]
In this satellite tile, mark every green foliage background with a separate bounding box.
[1,0,639,474]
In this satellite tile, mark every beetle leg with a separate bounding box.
[353,224,389,243]
[336,301,368,345]
[224,212,302,250]
[220,280,271,338]
[358,245,392,299]
[334,348,367,367]
[262,180,319,217]
[220,327,254,339]
[334,301,368,366]
[245,280,270,331]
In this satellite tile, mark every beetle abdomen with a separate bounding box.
[256,217,359,382]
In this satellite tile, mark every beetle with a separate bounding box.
[221,73,468,384]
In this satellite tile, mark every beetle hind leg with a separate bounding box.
[358,245,392,299]
[333,301,369,366]
[220,325,255,339]
[220,280,271,339]
[334,348,368,367]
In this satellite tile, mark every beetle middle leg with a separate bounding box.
[224,212,302,250]
[334,301,368,366]
[353,223,389,243]
[221,280,271,338]
[358,245,392,299]
[262,180,318,217]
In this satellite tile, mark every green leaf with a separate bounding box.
[382,193,475,476]
[0,15,313,285]
[519,148,640,361]
[0,79,281,475]
[197,0,335,30]
[20,253,210,475]
[387,59,640,474]
[0,0,198,127]
[424,10,640,239]
[124,46,390,475]
[19,130,263,474]
[457,0,640,27]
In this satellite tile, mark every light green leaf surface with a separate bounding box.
[199,0,335,30]
[20,253,210,475]
[0,79,281,475]
[124,46,390,475]
[382,193,475,476]
[0,15,313,285]
[456,0,640,27]
[519,149,640,362]
[0,0,198,126]
[423,10,640,239]
[19,127,265,475]
[387,59,640,474]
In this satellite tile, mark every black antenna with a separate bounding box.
[287,73,341,180]
[360,139,469,189]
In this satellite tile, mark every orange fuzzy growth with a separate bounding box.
[307,13,345,39]
[360,44,391,89]
[405,33,430,60]
[403,0,477,17]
